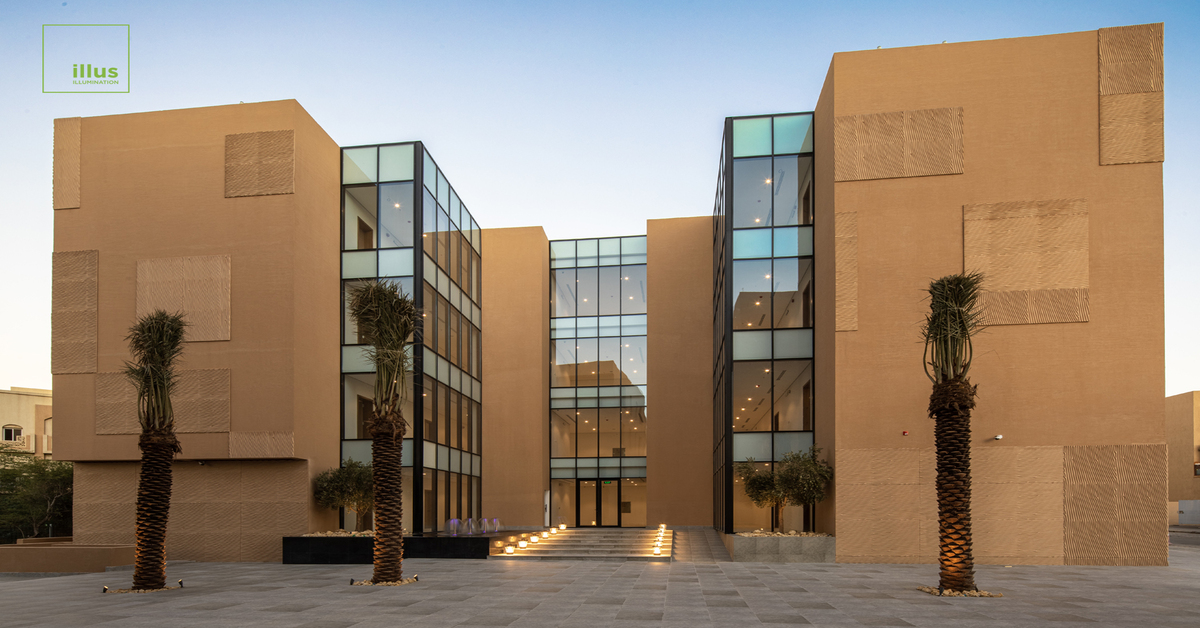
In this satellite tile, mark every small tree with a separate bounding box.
[735,446,833,531]
[0,443,73,542]
[314,459,374,531]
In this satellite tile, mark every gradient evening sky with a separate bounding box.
[1,1,1197,394]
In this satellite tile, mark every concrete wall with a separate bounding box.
[1167,391,1200,502]
[480,227,550,527]
[54,100,341,559]
[818,27,1166,565]
[646,216,713,526]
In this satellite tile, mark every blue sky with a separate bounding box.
[1,0,1197,394]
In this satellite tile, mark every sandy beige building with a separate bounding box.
[0,387,53,458]
[51,23,1165,565]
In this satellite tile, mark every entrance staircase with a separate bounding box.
[490,528,672,562]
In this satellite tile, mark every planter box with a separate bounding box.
[283,535,495,564]
[0,543,134,573]
[722,534,835,563]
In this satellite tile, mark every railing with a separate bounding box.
[42,435,52,455]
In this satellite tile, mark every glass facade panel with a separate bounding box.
[576,267,598,316]
[550,240,575,268]
[576,239,598,266]
[732,432,772,462]
[621,265,647,314]
[732,229,772,259]
[732,330,772,361]
[553,269,576,317]
[341,345,373,373]
[621,236,647,264]
[774,360,813,430]
[343,187,377,250]
[598,266,621,315]
[772,156,800,226]
[773,114,814,154]
[378,144,413,181]
[732,259,772,330]
[379,183,414,248]
[774,431,814,459]
[773,328,814,359]
[378,248,413,277]
[732,117,771,157]
[599,238,621,266]
[732,361,771,432]
[733,157,773,227]
[343,147,376,184]
[342,251,376,279]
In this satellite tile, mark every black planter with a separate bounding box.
[283,534,495,564]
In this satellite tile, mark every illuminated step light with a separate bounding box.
[504,545,515,554]
[518,540,528,549]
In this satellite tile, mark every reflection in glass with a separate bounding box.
[622,336,647,385]
[732,260,772,330]
[551,479,576,528]
[598,266,621,315]
[343,186,378,250]
[598,337,622,386]
[577,338,598,386]
[621,265,647,315]
[579,480,597,526]
[423,188,437,259]
[599,408,621,457]
[552,340,576,387]
[551,409,576,457]
[733,461,774,532]
[772,156,799,226]
[732,361,772,432]
[732,229,771,259]
[773,258,812,328]
[577,410,598,457]
[576,267,598,317]
[343,280,367,344]
[553,269,576,318]
[733,157,773,227]
[622,406,647,456]
[774,360,813,431]
[621,478,647,527]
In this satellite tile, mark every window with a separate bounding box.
[3,425,22,441]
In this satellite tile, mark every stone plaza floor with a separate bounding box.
[3,533,1200,627]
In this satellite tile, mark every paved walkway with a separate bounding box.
[4,544,1200,627]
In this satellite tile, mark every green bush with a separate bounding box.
[735,446,833,531]
[0,443,73,543]
[313,459,373,531]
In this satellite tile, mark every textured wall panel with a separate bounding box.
[52,250,98,374]
[839,447,1067,564]
[835,212,858,331]
[964,199,1089,325]
[1100,92,1165,165]
[1099,23,1164,96]
[75,461,307,562]
[53,117,81,210]
[95,372,138,434]
[229,431,295,458]
[834,107,963,182]
[95,369,231,435]
[1063,444,1167,566]
[1098,24,1164,165]
[174,369,231,433]
[137,255,231,341]
[224,130,295,197]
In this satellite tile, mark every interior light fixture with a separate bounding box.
[394,203,400,208]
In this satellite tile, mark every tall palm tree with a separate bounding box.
[348,281,417,583]
[921,272,985,592]
[123,310,187,590]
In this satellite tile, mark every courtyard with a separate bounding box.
[3,530,1199,628]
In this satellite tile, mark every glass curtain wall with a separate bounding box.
[549,237,649,528]
[340,142,484,535]
[713,113,816,533]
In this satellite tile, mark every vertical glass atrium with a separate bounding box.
[713,113,816,533]
[340,142,483,535]
[548,237,649,527]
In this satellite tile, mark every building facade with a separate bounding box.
[51,24,1166,565]
[0,387,53,459]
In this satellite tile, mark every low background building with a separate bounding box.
[0,387,52,458]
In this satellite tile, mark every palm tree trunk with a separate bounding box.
[370,412,405,583]
[132,433,179,590]
[930,377,976,591]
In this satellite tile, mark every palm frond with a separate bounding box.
[348,281,418,418]
[920,272,985,383]
[123,310,188,433]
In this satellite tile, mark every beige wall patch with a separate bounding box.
[53,117,81,210]
[1098,23,1164,165]
[136,255,231,341]
[95,369,232,435]
[224,129,295,197]
[835,212,858,331]
[52,250,98,374]
[1064,444,1167,566]
[833,107,963,182]
[964,198,1089,325]
[229,431,295,458]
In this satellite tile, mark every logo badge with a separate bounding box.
[42,24,129,93]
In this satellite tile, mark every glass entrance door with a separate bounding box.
[600,480,619,526]
[579,480,598,526]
